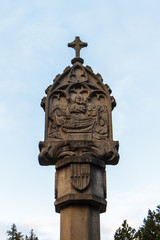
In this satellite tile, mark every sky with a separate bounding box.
[0,0,160,239]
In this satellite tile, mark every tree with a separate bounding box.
[6,224,39,240]
[114,220,136,240]
[7,224,17,240]
[25,229,39,240]
[135,205,160,240]
[15,232,24,240]
[6,224,24,240]
[114,205,160,240]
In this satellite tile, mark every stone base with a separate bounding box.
[60,205,100,240]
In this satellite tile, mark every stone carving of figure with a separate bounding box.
[69,95,86,114]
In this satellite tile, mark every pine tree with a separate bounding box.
[26,229,39,240]
[114,205,160,240]
[15,232,24,240]
[136,205,160,240]
[6,224,39,240]
[6,224,24,240]
[114,220,136,240]
[7,224,17,240]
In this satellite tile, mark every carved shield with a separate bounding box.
[71,164,90,191]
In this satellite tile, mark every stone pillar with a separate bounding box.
[38,37,119,240]
[54,156,106,240]
[60,206,100,240]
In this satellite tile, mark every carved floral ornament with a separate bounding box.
[39,38,119,166]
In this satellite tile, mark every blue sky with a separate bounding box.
[0,0,160,239]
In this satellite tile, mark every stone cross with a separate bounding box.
[68,36,88,58]
[39,37,119,240]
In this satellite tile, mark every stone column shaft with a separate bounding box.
[54,156,106,240]
[60,205,100,240]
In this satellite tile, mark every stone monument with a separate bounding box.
[39,36,119,240]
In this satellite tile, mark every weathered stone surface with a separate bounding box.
[60,206,100,240]
[39,50,119,166]
[54,156,106,213]
[39,37,119,240]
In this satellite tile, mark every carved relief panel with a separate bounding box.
[39,62,119,166]
[47,63,110,142]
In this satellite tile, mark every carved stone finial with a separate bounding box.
[68,36,88,64]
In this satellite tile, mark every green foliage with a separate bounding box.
[15,232,24,240]
[6,224,24,240]
[114,205,160,240]
[6,224,17,240]
[25,229,39,240]
[6,224,39,240]
[135,205,160,240]
[114,220,136,240]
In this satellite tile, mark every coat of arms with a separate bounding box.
[71,164,90,191]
